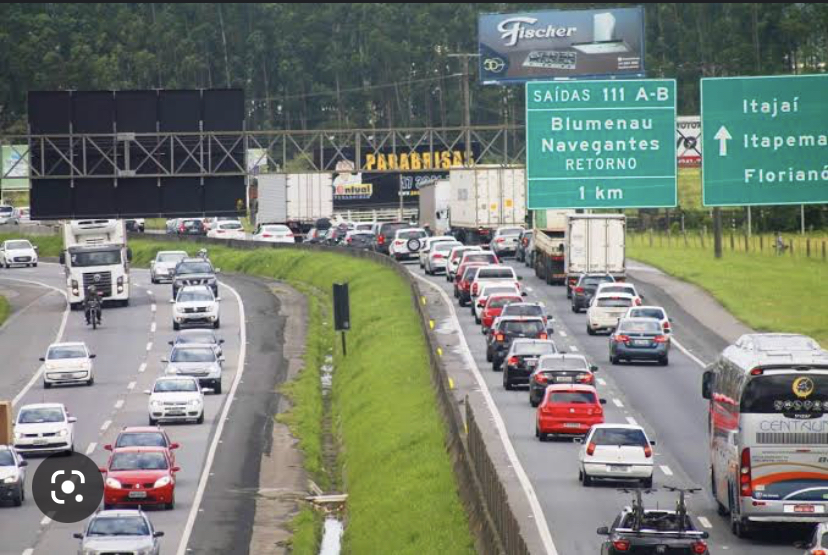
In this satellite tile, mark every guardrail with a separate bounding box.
[131,232,537,555]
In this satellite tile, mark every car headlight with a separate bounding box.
[166,367,179,375]
[153,476,171,489]
[13,431,22,440]
[188,399,201,407]
[151,400,164,408]
[105,477,122,489]
[58,429,68,437]
[3,475,18,484]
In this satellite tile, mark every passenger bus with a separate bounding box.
[702,334,828,538]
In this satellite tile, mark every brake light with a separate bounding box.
[654,335,669,343]
[663,321,671,331]
[644,445,653,458]
[594,406,603,417]
[287,233,294,238]
[346,238,353,244]
[378,235,385,245]
[508,357,519,367]
[612,539,631,552]
[495,334,505,342]
[750,368,764,376]
[179,225,185,232]
[635,298,642,306]
[538,333,548,340]
[575,287,585,294]
[615,334,630,343]
[472,283,479,295]
[478,300,486,307]
[691,540,708,554]
[535,374,548,385]
[433,254,444,259]
[586,442,596,456]
[740,448,752,497]
[812,550,827,555]
[496,238,505,243]
[263,234,272,239]
[577,373,594,385]
[217,230,225,234]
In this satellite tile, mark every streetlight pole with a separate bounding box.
[448,53,479,165]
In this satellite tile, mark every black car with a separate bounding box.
[501,339,558,390]
[125,219,145,233]
[172,258,219,298]
[486,317,548,371]
[372,222,409,255]
[345,232,374,249]
[177,218,206,236]
[528,354,598,407]
[571,274,616,313]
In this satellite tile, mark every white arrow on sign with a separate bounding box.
[714,125,732,157]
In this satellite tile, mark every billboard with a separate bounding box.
[677,116,702,168]
[479,6,645,84]
[1,145,29,192]
[332,172,446,209]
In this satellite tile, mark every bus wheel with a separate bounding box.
[729,493,750,538]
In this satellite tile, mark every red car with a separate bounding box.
[105,426,180,466]
[101,447,179,510]
[536,384,606,441]
[454,263,485,307]
[481,294,523,332]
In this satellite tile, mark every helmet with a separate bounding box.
[87,285,97,294]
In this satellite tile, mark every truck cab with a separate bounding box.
[60,219,132,309]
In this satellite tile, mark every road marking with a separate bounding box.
[127,381,136,391]
[5,278,70,407]
[146,342,153,352]
[660,465,674,476]
[526,287,534,293]
[147,290,154,296]
[151,304,157,313]
[407,270,559,555]
[613,399,624,408]
[151,322,157,333]
[138,362,147,374]
[101,420,111,432]
[626,417,639,426]
[22,549,34,555]
[597,378,607,386]
[559,330,568,338]
[673,338,707,368]
[40,516,50,526]
[698,516,713,529]
[85,443,97,456]
[114,400,124,410]
[569,346,579,353]
[177,281,248,555]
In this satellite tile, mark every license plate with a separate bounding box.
[167,412,185,417]
[607,465,630,472]
[563,423,581,429]
[33,439,47,445]
[634,340,651,346]
[556,377,574,383]
[527,359,538,367]
[128,491,148,499]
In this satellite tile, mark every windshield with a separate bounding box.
[88,516,150,537]
[478,269,514,279]
[398,230,426,240]
[70,250,122,267]
[219,223,243,230]
[154,380,197,393]
[177,290,213,303]
[110,452,168,471]
[115,433,167,448]
[0,451,14,466]
[499,228,523,236]
[591,428,648,447]
[178,332,216,345]
[582,276,614,287]
[263,226,290,234]
[596,298,633,308]
[503,305,543,318]
[18,408,64,424]
[434,243,459,253]
[488,296,522,309]
[158,253,186,263]
[177,262,213,275]
[462,267,481,281]
[501,321,544,335]
[513,343,557,356]
[463,254,497,265]
[6,241,31,250]
[629,308,665,320]
[171,348,215,363]
[380,224,407,237]
[0,207,13,215]
[540,357,589,371]
[482,286,518,298]
[600,286,635,295]
[741,373,828,414]
[47,346,86,360]
[619,320,662,334]
[549,392,597,404]
[182,219,202,228]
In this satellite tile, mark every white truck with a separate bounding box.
[60,219,132,309]
[533,209,573,285]
[254,173,334,238]
[565,214,626,291]
[446,166,526,245]
[418,178,451,235]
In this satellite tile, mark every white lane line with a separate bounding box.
[569,346,579,353]
[138,362,147,374]
[40,516,50,526]
[613,399,624,408]
[100,420,112,432]
[176,281,248,555]
[698,516,713,529]
[22,549,34,555]
[146,342,153,352]
[6,278,70,407]
[407,270,559,555]
[597,378,607,386]
[85,442,97,456]
[673,338,708,369]
[151,322,157,334]
[151,304,157,313]
[114,400,124,410]
[559,330,568,338]
[660,465,674,476]
[127,381,136,391]
[146,290,154,296]
[626,417,639,426]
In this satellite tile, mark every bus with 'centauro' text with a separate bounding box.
[702,334,828,538]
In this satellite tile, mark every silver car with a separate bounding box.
[169,329,225,358]
[150,251,188,284]
[163,344,224,394]
[74,510,163,555]
[0,446,28,506]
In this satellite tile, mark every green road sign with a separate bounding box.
[526,79,677,209]
[701,74,828,207]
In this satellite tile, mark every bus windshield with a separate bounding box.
[741,372,828,414]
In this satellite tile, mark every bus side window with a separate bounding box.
[702,371,714,400]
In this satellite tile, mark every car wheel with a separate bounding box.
[582,472,593,487]
[197,412,205,424]
[214,381,222,395]
[149,416,157,426]
[642,476,653,489]
[459,299,467,307]
[571,304,578,313]
[173,321,180,331]
[587,326,595,336]
[13,487,22,506]
[167,495,175,510]
[610,355,619,365]
[151,277,158,284]
[530,396,539,408]
[87,377,94,386]
[503,377,512,390]
[474,314,481,325]
[214,319,221,329]
[486,350,492,363]
[659,356,669,367]
[538,430,547,442]
[44,381,52,389]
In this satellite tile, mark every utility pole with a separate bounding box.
[713,207,723,259]
[448,53,479,166]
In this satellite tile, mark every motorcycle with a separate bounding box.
[85,294,103,330]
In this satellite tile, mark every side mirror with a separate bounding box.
[103,444,113,451]
[154,531,165,538]
[700,531,710,540]
[219,339,225,344]
[518,276,524,281]
[144,390,152,396]
[216,297,222,302]
[219,356,226,363]
[596,527,610,536]
[702,371,713,400]
[34,246,39,252]
[172,466,181,473]
[68,417,77,423]
[169,299,176,304]
[590,365,599,372]
[73,533,84,540]
[161,357,169,363]
[599,399,607,405]
[98,467,107,473]
[89,354,97,359]
[59,252,66,265]
[170,443,180,450]
[19,460,28,467]
[650,440,657,446]
[168,341,174,346]
[39,357,45,362]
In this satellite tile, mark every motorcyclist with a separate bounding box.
[83,285,102,325]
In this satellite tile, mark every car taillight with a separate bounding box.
[472,284,479,295]
[433,254,444,259]
[538,333,548,340]
[575,287,585,294]
[586,442,596,456]
[740,448,752,497]
[179,225,185,232]
[654,335,669,343]
[496,238,505,243]
[691,540,708,554]
[663,321,671,331]
[495,334,505,342]
[615,334,630,343]
[378,235,385,245]
[535,374,548,385]
[635,298,642,306]
[346,238,353,244]
[577,373,593,385]
[594,406,603,417]
[812,550,827,555]
[644,445,653,458]
[478,300,486,307]
[612,539,631,552]
[217,230,225,234]
[263,234,272,238]
[287,233,294,238]
[508,357,519,367]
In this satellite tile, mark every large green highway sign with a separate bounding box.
[526,79,677,209]
[701,74,828,206]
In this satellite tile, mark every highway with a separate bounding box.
[0,263,286,555]
[411,257,805,555]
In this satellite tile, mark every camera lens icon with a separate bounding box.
[32,453,104,524]
[52,470,86,504]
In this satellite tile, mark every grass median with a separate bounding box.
[628,234,828,346]
[0,295,10,327]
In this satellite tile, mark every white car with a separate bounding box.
[473,283,522,324]
[491,226,524,258]
[388,228,428,261]
[207,220,246,240]
[0,205,18,225]
[587,293,636,335]
[353,222,375,233]
[446,246,482,282]
[172,285,220,330]
[150,251,188,284]
[470,265,522,305]
[0,445,28,506]
[801,522,828,555]
[425,241,462,275]
[624,306,672,334]
[146,377,210,425]
[577,424,655,488]
[13,403,76,456]
[0,239,38,268]
[252,224,295,244]
[40,342,95,388]
[595,282,643,307]
[419,236,459,269]
[16,207,31,223]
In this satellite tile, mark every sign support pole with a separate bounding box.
[341,332,347,357]
[713,208,723,259]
